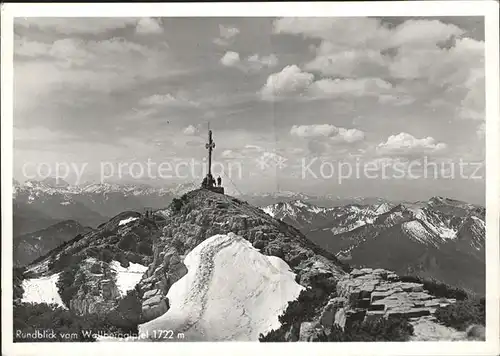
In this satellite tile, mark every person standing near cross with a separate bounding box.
[200,124,224,194]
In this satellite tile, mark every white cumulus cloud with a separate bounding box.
[377,132,447,156]
[139,93,199,107]
[247,54,279,70]
[260,65,314,101]
[260,65,396,101]
[136,18,163,34]
[220,51,241,67]
[273,17,463,50]
[290,124,337,138]
[334,128,366,144]
[305,48,389,78]
[219,24,240,39]
[221,53,279,72]
[273,17,481,121]
[213,24,240,46]
[308,77,393,98]
[291,124,365,144]
[388,19,464,49]
[183,125,200,136]
[15,18,139,35]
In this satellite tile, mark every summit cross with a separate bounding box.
[205,124,215,177]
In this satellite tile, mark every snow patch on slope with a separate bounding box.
[293,200,307,208]
[330,214,374,235]
[402,221,437,246]
[118,217,139,226]
[471,216,485,230]
[413,209,457,240]
[21,273,66,308]
[374,202,393,215]
[110,261,148,296]
[262,206,276,218]
[156,208,172,219]
[25,259,51,275]
[138,233,304,341]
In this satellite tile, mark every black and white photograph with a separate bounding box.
[2,2,499,355]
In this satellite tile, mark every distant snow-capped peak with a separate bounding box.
[263,199,393,221]
[373,202,393,215]
[262,200,332,219]
[14,179,182,198]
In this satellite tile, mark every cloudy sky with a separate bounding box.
[13,17,485,203]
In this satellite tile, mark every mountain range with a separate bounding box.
[13,178,395,233]
[13,179,186,232]
[12,178,394,248]
[262,197,485,294]
[13,178,485,295]
[13,220,93,267]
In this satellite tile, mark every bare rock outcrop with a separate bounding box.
[329,267,456,329]
[283,268,463,342]
[141,288,169,321]
[295,267,461,341]
[70,259,121,316]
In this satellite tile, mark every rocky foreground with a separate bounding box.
[297,267,482,341]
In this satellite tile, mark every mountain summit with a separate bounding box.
[139,189,349,326]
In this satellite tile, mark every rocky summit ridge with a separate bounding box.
[139,189,350,321]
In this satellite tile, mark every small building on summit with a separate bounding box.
[201,125,224,194]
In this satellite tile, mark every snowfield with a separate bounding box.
[374,202,392,215]
[21,273,66,308]
[471,216,486,230]
[138,233,304,341]
[118,217,139,226]
[25,259,51,275]
[402,221,437,246]
[413,209,457,240]
[110,261,148,296]
[262,206,276,218]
